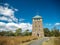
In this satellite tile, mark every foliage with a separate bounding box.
[44,27,60,37]
[50,29,60,37]
[0,28,32,36]
[15,28,22,36]
[0,31,15,36]
[0,27,60,37]
[44,28,51,37]
[22,29,32,36]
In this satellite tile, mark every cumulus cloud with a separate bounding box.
[19,23,32,31]
[55,23,60,26]
[6,23,19,31]
[0,16,8,21]
[0,22,6,31]
[0,3,31,32]
[0,3,18,23]
[0,22,32,32]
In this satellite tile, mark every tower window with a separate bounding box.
[37,18,40,20]
[34,18,40,20]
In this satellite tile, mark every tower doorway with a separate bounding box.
[37,33,39,37]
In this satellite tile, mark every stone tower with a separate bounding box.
[32,15,44,37]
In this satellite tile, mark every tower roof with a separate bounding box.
[33,15,42,19]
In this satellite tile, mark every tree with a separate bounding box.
[15,28,22,36]
[44,28,51,37]
[50,26,60,37]
[0,31,15,36]
[0,31,6,36]
[5,31,15,36]
[22,29,32,36]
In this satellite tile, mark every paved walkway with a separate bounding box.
[29,37,49,45]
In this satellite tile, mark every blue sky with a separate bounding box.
[0,0,60,31]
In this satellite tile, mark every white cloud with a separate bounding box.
[19,23,32,31]
[0,22,6,31]
[0,22,32,32]
[14,9,18,11]
[0,3,30,32]
[4,3,9,6]
[0,3,25,23]
[0,16,8,21]
[46,23,51,26]
[0,6,13,16]
[19,18,25,22]
[0,22,6,25]
[55,23,60,26]
[0,3,18,23]
[6,23,18,31]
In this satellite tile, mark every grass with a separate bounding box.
[0,36,38,45]
[54,37,60,45]
[43,37,60,45]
